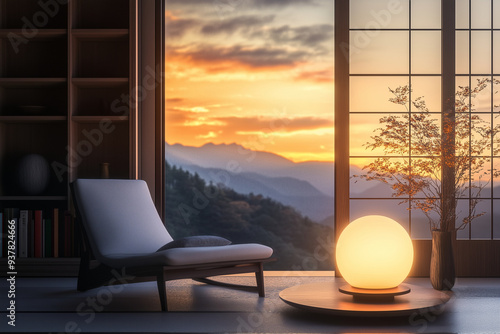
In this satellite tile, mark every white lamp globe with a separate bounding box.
[336,215,414,289]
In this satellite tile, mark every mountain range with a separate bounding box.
[165,142,335,222]
[166,142,334,195]
[165,143,399,222]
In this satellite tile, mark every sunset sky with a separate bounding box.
[165,0,498,164]
[165,0,334,162]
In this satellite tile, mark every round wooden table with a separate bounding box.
[279,281,452,317]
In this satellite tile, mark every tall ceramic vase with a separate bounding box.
[430,230,455,290]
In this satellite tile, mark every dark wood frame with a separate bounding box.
[70,182,273,311]
[335,0,500,277]
[154,0,165,219]
[334,0,350,259]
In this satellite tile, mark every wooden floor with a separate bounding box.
[0,274,499,333]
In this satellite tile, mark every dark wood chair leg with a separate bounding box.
[255,262,265,297]
[156,271,167,311]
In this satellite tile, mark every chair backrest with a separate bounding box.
[72,179,173,262]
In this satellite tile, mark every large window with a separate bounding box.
[337,0,500,276]
[164,0,335,270]
[348,0,442,240]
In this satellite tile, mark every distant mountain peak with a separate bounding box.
[166,141,294,164]
[165,141,335,198]
[201,142,243,149]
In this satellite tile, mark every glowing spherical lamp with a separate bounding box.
[336,215,414,290]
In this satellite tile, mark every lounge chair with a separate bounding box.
[70,179,274,311]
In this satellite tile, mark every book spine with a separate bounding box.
[34,210,42,258]
[19,210,28,258]
[44,218,52,258]
[42,219,45,257]
[28,210,34,257]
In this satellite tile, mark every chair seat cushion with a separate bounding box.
[156,236,231,251]
[103,243,273,268]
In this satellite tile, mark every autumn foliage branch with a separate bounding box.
[356,78,500,231]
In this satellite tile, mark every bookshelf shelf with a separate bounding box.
[72,116,129,122]
[0,116,67,123]
[72,77,129,86]
[0,196,67,201]
[0,0,136,275]
[72,29,129,39]
[0,78,67,86]
[0,29,67,38]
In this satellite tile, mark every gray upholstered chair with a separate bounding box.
[71,179,273,311]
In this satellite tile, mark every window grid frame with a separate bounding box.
[346,0,500,240]
[348,0,445,239]
[350,0,499,240]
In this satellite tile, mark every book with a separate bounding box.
[34,210,43,258]
[19,210,29,258]
[28,210,34,257]
[44,218,52,258]
[41,219,45,257]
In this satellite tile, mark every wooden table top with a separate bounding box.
[279,281,452,317]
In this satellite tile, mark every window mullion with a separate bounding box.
[441,0,456,232]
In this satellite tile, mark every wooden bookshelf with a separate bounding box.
[0,116,67,123]
[0,0,137,276]
[0,196,67,201]
[72,116,129,122]
[72,29,129,38]
[0,29,67,38]
[0,78,67,85]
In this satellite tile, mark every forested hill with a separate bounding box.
[165,161,335,270]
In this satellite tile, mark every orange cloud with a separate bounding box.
[165,10,179,21]
[166,97,184,103]
[295,68,333,83]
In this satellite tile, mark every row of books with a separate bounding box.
[0,208,81,258]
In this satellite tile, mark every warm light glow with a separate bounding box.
[336,215,414,289]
